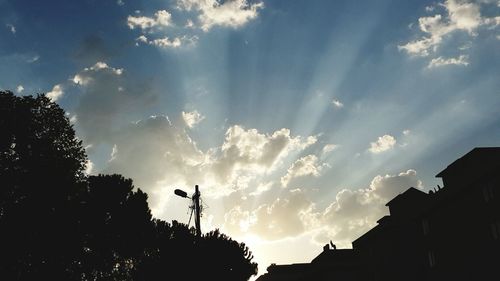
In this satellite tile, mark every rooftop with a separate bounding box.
[436,147,500,178]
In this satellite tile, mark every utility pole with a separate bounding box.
[193,185,201,238]
[174,185,202,238]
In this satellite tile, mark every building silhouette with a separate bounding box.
[257,147,500,281]
[256,247,360,281]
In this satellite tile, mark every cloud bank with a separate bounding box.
[177,0,264,31]
[224,169,423,246]
[399,0,499,67]
[127,0,264,49]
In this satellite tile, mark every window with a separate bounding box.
[428,250,436,268]
[422,219,430,236]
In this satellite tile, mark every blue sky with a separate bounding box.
[2,0,499,277]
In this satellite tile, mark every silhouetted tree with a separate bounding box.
[77,174,153,280]
[0,91,87,280]
[0,91,258,281]
[197,229,258,281]
[134,219,197,281]
[135,222,258,281]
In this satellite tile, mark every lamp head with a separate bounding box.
[174,189,188,198]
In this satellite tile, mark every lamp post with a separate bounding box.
[174,185,202,238]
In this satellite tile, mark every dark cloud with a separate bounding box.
[73,35,114,65]
[72,62,157,144]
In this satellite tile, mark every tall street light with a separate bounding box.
[174,185,202,238]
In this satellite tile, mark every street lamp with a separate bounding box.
[174,185,202,238]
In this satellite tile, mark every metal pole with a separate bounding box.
[193,185,201,238]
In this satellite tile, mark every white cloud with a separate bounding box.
[109,144,118,162]
[399,0,498,60]
[182,110,206,128]
[117,0,124,6]
[216,126,312,194]
[224,206,254,233]
[369,134,396,154]
[27,55,39,63]
[281,155,325,187]
[428,54,469,68]
[6,23,16,34]
[220,126,316,168]
[332,99,344,108]
[447,0,482,32]
[67,61,325,221]
[92,61,123,74]
[177,0,264,31]
[135,35,198,48]
[398,36,441,57]
[322,144,338,155]
[313,169,423,247]
[106,124,313,199]
[150,37,182,48]
[72,75,87,86]
[69,114,77,124]
[16,85,24,93]
[69,61,318,210]
[225,189,314,239]
[483,16,500,27]
[398,12,452,57]
[72,62,123,86]
[127,10,173,30]
[136,35,148,43]
[212,126,317,192]
[180,35,200,46]
[224,169,423,244]
[403,129,411,136]
[46,84,64,101]
[99,121,313,208]
[185,19,195,28]
[66,57,427,248]
[249,181,274,196]
[82,115,317,211]
[127,1,261,48]
[103,115,208,206]
[85,159,94,175]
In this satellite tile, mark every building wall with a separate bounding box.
[425,169,500,280]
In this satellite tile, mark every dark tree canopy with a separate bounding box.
[135,221,258,281]
[197,229,258,280]
[0,91,258,281]
[77,174,153,280]
[0,91,87,280]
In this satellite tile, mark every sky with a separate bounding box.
[1,0,499,278]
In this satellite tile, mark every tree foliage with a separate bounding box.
[0,91,87,280]
[0,91,258,281]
